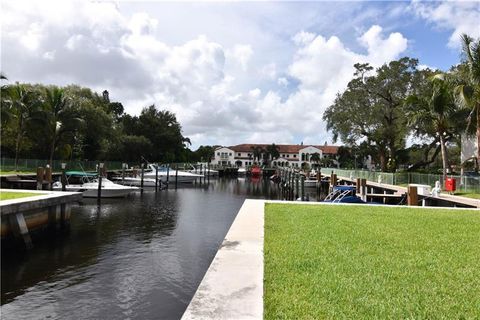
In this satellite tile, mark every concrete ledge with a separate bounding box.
[1,189,82,215]
[182,199,265,320]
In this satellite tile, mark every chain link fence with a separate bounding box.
[1,158,124,172]
[321,167,480,193]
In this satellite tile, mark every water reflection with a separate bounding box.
[1,177,316,319]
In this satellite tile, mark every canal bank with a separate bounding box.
[184,200,480,319]
[1,189,82,248]
[0,178,279,319]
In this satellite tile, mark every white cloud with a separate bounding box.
[228,44,253,71]
[411,1,480,48]
[2,0,411,149]
[259,62,277,80]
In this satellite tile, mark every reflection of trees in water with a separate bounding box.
[1,192,179,304]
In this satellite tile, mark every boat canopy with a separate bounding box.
[65,171,98,177]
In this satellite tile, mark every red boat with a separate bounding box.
[250,166,262,177]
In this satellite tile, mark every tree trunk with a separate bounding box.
[439,134,448,188]
[476,102,480,172]
[14,117,24,171]
[379,153,386,172]
[49,132,57,167]
[14,132,21,171]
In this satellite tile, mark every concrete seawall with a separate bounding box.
[1,189,82,248]
[182,199,265,320]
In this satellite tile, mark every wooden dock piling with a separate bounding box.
[140,163,145,193]
[155,164,159,191]
[36,167,43,190]
[45,166,52,190]
[407,185,418,206]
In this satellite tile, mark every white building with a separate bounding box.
[211,143,339,168]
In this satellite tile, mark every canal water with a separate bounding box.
[1,178,322,320]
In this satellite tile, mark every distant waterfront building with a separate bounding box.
[211,143,339,168]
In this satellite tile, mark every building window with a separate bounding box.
[287,155,289,158]
[238,153,241,156]
[217,152,220,156]
[294,154,297,158]
[229,153,232,156]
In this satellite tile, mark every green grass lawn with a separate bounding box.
[0,170,35,175]
[264,204,480,319]
[0,191,43,201]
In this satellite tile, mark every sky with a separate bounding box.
[1,0,480,149]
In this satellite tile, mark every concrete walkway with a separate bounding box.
[182,199,265,320]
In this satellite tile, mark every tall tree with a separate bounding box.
[1,84,42,169]
[265,143,280,166]
[133,105,190,162]
[453,34,480,169]
[405,71,460,184]
[31,86,83,164]
[324,58,418,171]
[250,146,264,164]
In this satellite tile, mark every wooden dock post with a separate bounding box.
[329,172,337,191]
[301,175,305,201]
[207,163,210,183]
[122,163,126,185]
[140,163,145,193]
[295,173,299,200]
[97,163,103,200]
[61,163,67,191]
[166,165,170,188]
[360,178,367,202]
[175,166,178,189]
[45,165,53,190]
[155,164,159,191]
[36,167,44,190]
[407,185,418,206]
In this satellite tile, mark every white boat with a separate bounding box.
[111,176,159,187]
[53,171,138,198]
[143,165,203,184]
[186,164,219,176]
[237,168,247,175]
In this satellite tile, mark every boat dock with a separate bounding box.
[1,189,83,248]
[276,168,479,208]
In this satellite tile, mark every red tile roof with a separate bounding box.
[227,143,339,154]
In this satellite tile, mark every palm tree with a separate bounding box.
[406,74,458,185]
[1,83,42,169]
[265,143,280,166]
[250,146,264,164]
[454,34,480,169]
[32,87,83,165]
[310,152,321,169]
